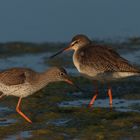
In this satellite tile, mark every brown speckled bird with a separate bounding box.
[50,34,140,108]
[0,67,74,123]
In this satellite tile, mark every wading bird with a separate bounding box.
[0,67,74,123]
[50,34,140,108]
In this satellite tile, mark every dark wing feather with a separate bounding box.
[0,68,35,86]
[77,44,140,73]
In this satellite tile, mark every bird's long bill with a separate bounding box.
[49,45,71,59]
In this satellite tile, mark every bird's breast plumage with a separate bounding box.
[73,49,99,78]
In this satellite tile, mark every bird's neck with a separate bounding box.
[39,70,56,84]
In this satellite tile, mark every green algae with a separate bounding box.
[0,44,140,139]
[1,87,140,139]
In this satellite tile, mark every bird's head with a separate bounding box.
[50,34,91,58]
[69,34,91,51]
[47,67,83,91]
[47,67,73,85]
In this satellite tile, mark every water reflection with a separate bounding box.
[4,131,32,140]
[0,53,77,75]
[59,98,140,113]
[0,53,48,72]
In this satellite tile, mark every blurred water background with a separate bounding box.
[0,1,140,139]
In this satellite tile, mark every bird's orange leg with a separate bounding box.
[16,97,32,123]
[88,82,98,108]
[107,87,113,108]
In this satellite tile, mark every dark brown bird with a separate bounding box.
[0,67,74,123]
[50,34,140,108]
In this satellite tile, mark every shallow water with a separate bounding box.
[4,131,32,140]
[122,49,140,65]
[0,44,140,139]
[59,98,140,113]
[47,118,72,127]
[0,52,77,75]
[0,53,48,72]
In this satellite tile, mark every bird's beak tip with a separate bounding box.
[65,79,74,85]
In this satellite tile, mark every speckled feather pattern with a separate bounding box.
[0,67,67,98]
[0,68,37,86]
[73,44,140,81]
[75,44,140,73]
[0,68,44,97]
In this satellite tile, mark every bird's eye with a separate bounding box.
[60,72,64,76]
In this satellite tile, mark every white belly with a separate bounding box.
[0,82,34,98]
[112,72,139,79]
[86,72,139,82]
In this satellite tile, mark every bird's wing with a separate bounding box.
[77,45,140,73]
[0,68,34,86]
